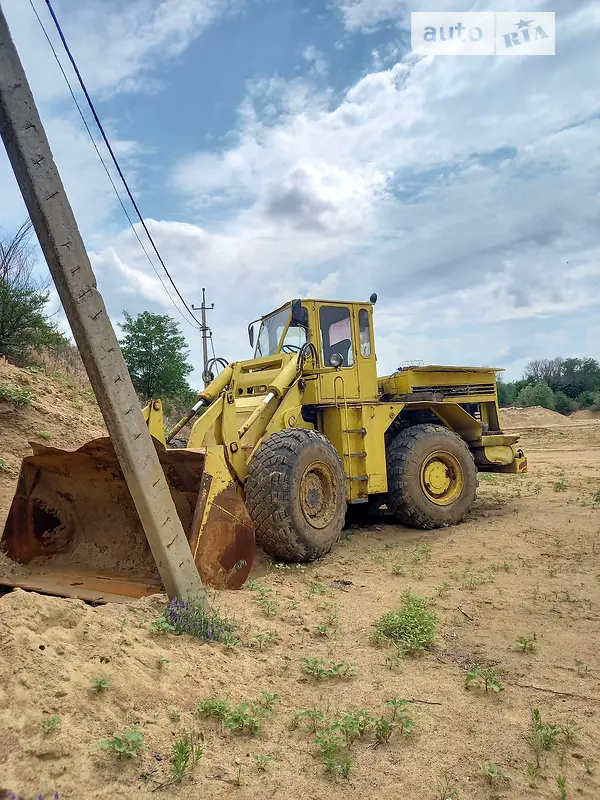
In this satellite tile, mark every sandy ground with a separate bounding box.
[1,367,599,799]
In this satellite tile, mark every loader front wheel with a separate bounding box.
[386,424,477,529]
[246,429,347,562]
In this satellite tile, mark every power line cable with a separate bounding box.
[28,0,198,330]
[40,0,202,329]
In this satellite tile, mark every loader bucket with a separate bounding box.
[0,438,254,603]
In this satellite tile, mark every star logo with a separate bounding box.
[516,18,534,29]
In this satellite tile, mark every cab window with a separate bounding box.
[358,308,371,357]
[319,306,354,367]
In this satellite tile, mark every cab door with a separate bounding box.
[317,304,360,401]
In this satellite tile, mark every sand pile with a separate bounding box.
[500,405,570,427]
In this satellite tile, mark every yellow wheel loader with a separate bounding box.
[0,296,526,602]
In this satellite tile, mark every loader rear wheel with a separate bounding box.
[246,429,347,562]
[386,424,477,529]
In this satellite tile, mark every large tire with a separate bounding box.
[386,423,477,529]
[245,429,347,562]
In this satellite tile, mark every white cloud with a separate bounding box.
[302,45,328,76]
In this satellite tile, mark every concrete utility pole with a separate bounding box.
[192,287,213,386]
[0,5,204,602]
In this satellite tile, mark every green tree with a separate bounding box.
[515,381,555,410]
[497,379,517,407]
[119,311,193,402]
[525,357,600,399]
[0,220,67,364]
[553,391,576,414]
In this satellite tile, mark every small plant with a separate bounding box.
[0,457,10,473]
[553,479,568,492]
[516,634,537,653]
[197,699,231,720]
[251,631,279,649]
[199,694,278,736]
[42,714,61,734]
[301,657,357,679]
[391,564,406,575]
[556,774,567,799]
[593,489,600,505]
[170,731,203,782]
[314,724,346,775]
[338,711,373,745]
[260,691,280,710]
[37,430,52,441]
[309,583,327,596]
[293,707,327,733]
[528,706,559,766]
[436,776,459,800]
[412,543,431,563]
[434,581,452,597]
[374,716,395,744]
[149,617,176,635]
[254,585,279,617]
[168,708,182,722]
[157,654,171,667]
[384,646,404,669]
[465,667,504,693]
[253,754,275,771]
[158,597,237,643]
[89,677,111,692]
[386,698,414,732]
[533,483,543,494]
[480,762,509,784]
[98,725,147,758]
[0,382,33,407]
[339,754,354,779]
[372,591,437,654]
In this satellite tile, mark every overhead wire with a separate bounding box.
[32,0,202,330]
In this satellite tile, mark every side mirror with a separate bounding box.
[248,325,254,348]
[328,352,343,368]
[291,299,304,325]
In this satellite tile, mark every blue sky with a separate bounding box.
[1,0,599,389]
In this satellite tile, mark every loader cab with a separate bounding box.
[249,298,379,403]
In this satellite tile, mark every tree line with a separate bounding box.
[498,358,600,413]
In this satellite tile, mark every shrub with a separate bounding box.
[372,592,437,654]
[515,381,555,410]
[553,391,576,414]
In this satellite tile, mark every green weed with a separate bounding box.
[338,711,373,745]
[385,699,414,733]
[553,479,568,492]
[42,714,60,734]
[480,762,509,784]
[309,583,327,596]
[557,775,567,799]
[0,382,33,407]
[412,543,431,563]
[372,591,437,654]
[0,457,10,473]
[465,667,504,694]
[251,631,279,649]
[98,725,147,758]
[528,706,560,766]
[391,564,406,575]
[37,430,52,441]
[434,581,452,597]
[168,708,182,722]
[516,634,537,653]
[157,655,171,667]
[301,657,357,679]
[89,677,111,692]
[293,707,327,733]
[253,754,275,771]
[171,731,203,781]
[198,694,279,736]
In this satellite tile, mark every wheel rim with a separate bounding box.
[419,450,464,506]
[299,461,337,529]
